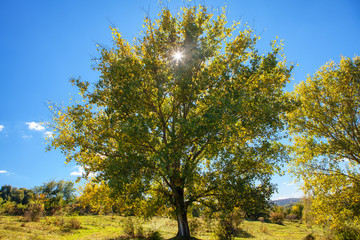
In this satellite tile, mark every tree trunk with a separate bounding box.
[174,187,191,239]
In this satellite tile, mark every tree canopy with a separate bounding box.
[49,5,292,238]
[287,56,360,231]
[34,179,76,213]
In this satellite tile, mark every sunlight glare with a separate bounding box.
[173,51,183,61]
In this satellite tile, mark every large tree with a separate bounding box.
[49,5,292,238]
[287,56,360,232]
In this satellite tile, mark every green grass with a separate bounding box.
[0,215,325,240]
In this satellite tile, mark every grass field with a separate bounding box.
[0,215,325,240]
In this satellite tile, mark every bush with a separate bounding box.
[65,218,82,230]
[270,212,284,225]
[286,213,298,222]
[121,218,146,238]
[258,217,265,223]
[2,201,17,215]
[214,211,244,240]
[23,202,44,222]
[52,216,66,227]
[214,218,238,240]
[333,226,360,240]
[45,216,81,231]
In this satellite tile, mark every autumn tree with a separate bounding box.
[49,5,292,238]
[287,56,360,232]
[34,180,76,214]
[79,179,125,215]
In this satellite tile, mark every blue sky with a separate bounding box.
[0,0,359,200]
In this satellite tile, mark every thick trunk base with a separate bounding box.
[173,186,191,239]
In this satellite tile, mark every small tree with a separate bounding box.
[0,185,12,201]
[49,4,292,238]
[287,56,360,230]
[34,180,76,214]
[79,179,125,214]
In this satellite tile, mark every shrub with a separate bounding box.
[65,218,82,230]
[214,212,244,240]
[286,213,298,222]
[333,226,360,240]
[23,202,44,222]
[51,216,67,228]
[270,212,284,225]
[2,201,17,215]
[214,218,237,240]
[258,217,265,223]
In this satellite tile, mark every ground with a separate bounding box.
[0,215,324,240]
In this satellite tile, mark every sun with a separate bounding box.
[173,51,183,61]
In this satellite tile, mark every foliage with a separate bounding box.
[45,216,82,231]
[23,201,44,222]
[302,196,315,228]
[291,203,303,219]
[63,217,82,231]
[121,217,161,239]
[33,180,76,214]
[213,218,238,240]
[270,212,284,224]
[287,56,360,230]
[122,218,136,237]
[1,201,17,215]
[285,214,298,222]
[213,210,244,240]
[0,185,12,201]
[0,185,34,205]
[48,4,292,238]
[188,217,200,235]
[78,179,124,215]
[332,225,360,240]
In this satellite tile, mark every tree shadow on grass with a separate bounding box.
[107,237,162,240]
[108,237,201,240]
[107,235,165,240]
[237,228,255,238]
[168,237,201,240]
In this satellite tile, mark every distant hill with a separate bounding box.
[272,198,301,206]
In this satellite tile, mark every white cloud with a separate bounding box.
[70,166,96,178]
[22,135,33,139]
[0,125,4,131]
[283,182,295,186]
[0,170,7,174]
[26,122,45,131]
[70,166,85,176]
[44,131,54,138]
